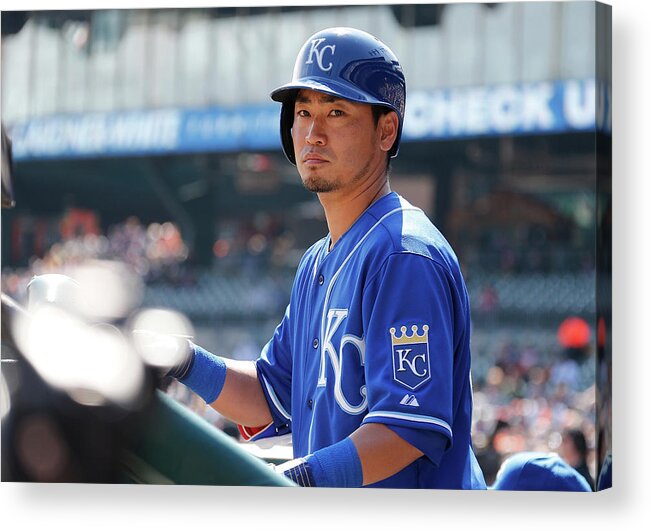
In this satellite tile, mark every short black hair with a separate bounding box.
[371,105,392,126]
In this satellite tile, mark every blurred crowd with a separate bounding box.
[207,211,312,288]
[456,219,596,276]
[471,327,596,488]
[2,212,192,302]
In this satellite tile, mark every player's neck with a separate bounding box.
[320,177,391,250]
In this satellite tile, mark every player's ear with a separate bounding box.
[378,111,399,154]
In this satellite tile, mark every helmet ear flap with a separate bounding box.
[279,99,297,166]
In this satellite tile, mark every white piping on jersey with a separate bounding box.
[311,238,328,282]
[260,371,292,422]
[364,411,453,438]
[308,205,422,453]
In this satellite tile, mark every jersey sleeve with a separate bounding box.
[361,252,462,463]
[248,304,293,438]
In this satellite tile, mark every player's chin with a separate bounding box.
[300,173,340,194]
[303,181,338,194]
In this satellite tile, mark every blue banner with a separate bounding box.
[402,79,602,140]
[9,79,604,161]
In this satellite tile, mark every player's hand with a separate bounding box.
[131,329,193,378]
[272,458,317,487]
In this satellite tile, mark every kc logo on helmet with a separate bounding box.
[305,38,336,72]
[390,325,431,390]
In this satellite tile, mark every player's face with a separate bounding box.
[291,89,396,195]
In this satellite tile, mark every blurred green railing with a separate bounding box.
[121,390,295,487]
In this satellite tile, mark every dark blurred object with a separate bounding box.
[1,293,25,353]
[560,428,595,491]
[1,11,99,36]
[390,4,446,27]
[1,343,153,482]
[475,447,501,487]
[1,124,15,208]
[389,4,499,28]
[597,451,612,490]
[1,10,30,36]
[1,284,156,482]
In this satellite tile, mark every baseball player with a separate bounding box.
[166,27,486,489]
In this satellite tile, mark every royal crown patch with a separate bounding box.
[390,325,431,390]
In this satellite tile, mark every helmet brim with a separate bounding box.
[270,77,396,112]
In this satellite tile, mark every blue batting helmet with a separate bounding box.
[491,452,592,492]
[270,27,406,165]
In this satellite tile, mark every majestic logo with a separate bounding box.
[391,325,431,390]
[400,394,420,407]
[305,38,336,72]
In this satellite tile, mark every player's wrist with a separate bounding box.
[309,436,363,488]
[169,342,227,404]
[277,437,363,488]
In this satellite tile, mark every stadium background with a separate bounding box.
[1,2,611,488]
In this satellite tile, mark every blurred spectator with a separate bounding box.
[478,284,498,315]
[550,317,592,392]
[60,207,100,240]
[549,357,582,391]
[559,428,595,490]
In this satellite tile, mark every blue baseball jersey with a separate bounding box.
[253,192,486,489]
